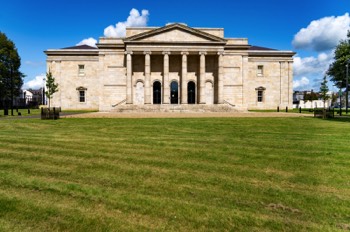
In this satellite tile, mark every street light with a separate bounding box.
[346,60,350,114]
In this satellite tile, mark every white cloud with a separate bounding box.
[293,77,310,89]
[23,74,46,90]
[293,52,333,77]
[24,61,45,67]
[292,13,350,51]
[104,8,149,38]
[76,37,98,48]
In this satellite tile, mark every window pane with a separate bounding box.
[257,65,263,75]
[79,91,85,102]
[257,90,263,102]
[79,65,85,74]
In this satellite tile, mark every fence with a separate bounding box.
[41,107,61,120]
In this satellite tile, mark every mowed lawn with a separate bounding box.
[0,117,349,231]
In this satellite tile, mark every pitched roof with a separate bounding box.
[62,45,97,50]
[124,23,227,44]
[249,46,277,51]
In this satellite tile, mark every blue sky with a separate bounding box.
[1,0,349,91]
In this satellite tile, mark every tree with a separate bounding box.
[319,75,330,108]
[0,32,24,114]
[303,90,318,101]
[45,70,58,109]
[327,30,350,88]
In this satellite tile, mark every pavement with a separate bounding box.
[61,111,312,118]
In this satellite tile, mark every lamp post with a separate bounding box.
[0,79,2,110]
[346,60,349,114]
[42,77,46,105]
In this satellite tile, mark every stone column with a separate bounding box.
[162,51,170,104]
[126,51,133,104]
[199,51,207,104]
[181,52,189,104]
[217,51,224,104]
[144,51,151,104]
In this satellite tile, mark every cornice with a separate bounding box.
[44,49,99,56]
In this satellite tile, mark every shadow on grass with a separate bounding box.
[323,116,350,123]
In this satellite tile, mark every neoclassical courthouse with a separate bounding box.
[45,23,295,111]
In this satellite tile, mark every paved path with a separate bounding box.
[61,111,312,118]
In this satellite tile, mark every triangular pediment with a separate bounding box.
[124,23,226,44]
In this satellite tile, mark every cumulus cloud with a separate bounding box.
[104,8,149,38]
[292,13,350,52]
[23,74,46,90]
[293,77,310,89]
[76,37,98,48]
[293,52,333,77]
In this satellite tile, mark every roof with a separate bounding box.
[62,45,97,50]
[249,46,277,51]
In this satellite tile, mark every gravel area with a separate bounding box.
[61,111,312,118]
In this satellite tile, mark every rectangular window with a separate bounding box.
[78,65,85,75]
[257,65,264,76]
[79,90,85,102]
[257,90,263,102]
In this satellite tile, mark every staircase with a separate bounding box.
[111,104,244,113]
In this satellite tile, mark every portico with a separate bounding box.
[125,50,224,105]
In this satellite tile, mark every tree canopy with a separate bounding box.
[0,32,24,104]
[327,31,350,88]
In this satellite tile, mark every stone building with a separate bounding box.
[45,23,295,111]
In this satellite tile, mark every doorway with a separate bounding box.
[153,81,161,104]
[170,81,178,104]
[187,81,196,104]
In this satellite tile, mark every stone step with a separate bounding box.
[111,104,246,113]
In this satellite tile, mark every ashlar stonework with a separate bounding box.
[45,23,295,111]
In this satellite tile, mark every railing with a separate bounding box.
[112,99,126,107]
[223,100,235,107]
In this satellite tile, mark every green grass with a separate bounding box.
[0,117,349,231]
[0,109,41,117]
[250,108,350,116]
[0,109,97,117]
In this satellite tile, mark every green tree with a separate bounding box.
[319,75,330,108]
[0,32,24,114]
[303,90,318,101]
[45,70,58,109]
[327,31,350,88]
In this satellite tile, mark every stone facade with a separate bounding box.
[45,23,295,111]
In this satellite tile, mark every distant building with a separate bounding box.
[293,90,332,108]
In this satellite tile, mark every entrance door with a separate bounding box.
[170,81,178,104]
[153,81,161,104]
[187,81,196,104]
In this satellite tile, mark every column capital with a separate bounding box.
[125,51,133,55]
[143,51,152,55]
[162,51,171,55]
[217,51,225,56]
[199,51,207,56]
[181,51,189,55]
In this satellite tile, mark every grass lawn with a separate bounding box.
[0,117,349,231]
[0,109,97,118]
